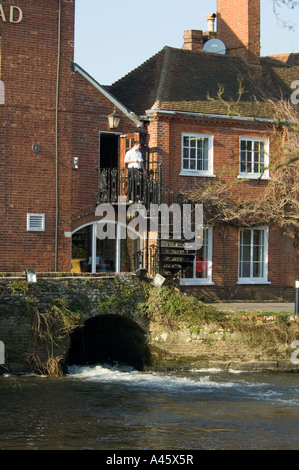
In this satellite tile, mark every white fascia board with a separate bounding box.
[145,108,275,124]
[72,63,142,128]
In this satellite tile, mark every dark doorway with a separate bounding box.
[67,315,151,371]
[100,133,118,169]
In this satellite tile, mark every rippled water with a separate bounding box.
[0,365,299,450]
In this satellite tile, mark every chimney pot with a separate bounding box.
[206,13,217,32]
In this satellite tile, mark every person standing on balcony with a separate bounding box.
[124,141,146,202]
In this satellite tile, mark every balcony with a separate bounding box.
[98,167,190,207]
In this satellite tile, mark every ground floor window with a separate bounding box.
[238,227,269,284]
[71,221,142,274]
[180,228,213,285]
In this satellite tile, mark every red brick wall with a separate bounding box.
[217,0,260,61]
[0,0,75,272]
[147,112,296,295]
[0,0,143,273]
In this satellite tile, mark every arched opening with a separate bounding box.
[71,221,143,274]
[67,315,151,371]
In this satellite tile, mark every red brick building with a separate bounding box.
[1,0,298,300]
[0,0,144,275]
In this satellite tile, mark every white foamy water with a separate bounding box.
[67,364,243,392]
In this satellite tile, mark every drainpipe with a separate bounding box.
[55,0,62,272]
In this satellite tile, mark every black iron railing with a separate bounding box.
[98,166,191,207]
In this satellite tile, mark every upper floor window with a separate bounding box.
[180,133,214,177]
[238,137,270,179]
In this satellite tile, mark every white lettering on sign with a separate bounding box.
[0,4,23,23]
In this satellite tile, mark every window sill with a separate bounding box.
[237,280,271,285]
[180,279,215,286]
[180,171,216,178]
[237,174,271,181]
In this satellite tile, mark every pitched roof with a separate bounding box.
[109,46,299,120]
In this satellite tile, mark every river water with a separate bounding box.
[0,364,299,451]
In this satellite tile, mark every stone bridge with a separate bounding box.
[0,273,151,374]
[1,273,299,375]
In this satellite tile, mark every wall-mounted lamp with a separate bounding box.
[108,108,122,129]
[32,144,40,153]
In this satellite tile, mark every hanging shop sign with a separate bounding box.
[0,4,23,23]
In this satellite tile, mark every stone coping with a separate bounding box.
[0,272,133,279]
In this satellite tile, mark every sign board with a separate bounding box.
[152,273,165,288]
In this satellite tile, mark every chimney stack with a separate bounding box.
[217,0,260,62]
[182,30,204,52]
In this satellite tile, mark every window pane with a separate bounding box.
[183,159,189,169]
[183,136,189,146]
[241,230,251,245]
[240,261,250,278]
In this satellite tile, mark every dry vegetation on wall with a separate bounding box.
[8,281,87,376]
[142,283,299,346]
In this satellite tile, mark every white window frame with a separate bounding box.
[238,136,270,180]
[180,227,214,285]
[27,213,45,232]
[180,133,215,177]
[238,227,270,284]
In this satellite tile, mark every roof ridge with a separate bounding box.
[152,47,172,110]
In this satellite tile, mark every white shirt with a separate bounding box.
[124,148,144,169]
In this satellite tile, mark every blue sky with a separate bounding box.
[74,0,298,86]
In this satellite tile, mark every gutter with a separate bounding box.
[55,0,62,272]
[145,108,276,124]
[71,62,143,128]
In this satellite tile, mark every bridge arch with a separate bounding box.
[67,314,151,371]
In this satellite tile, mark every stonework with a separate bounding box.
[0,275,298,375]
